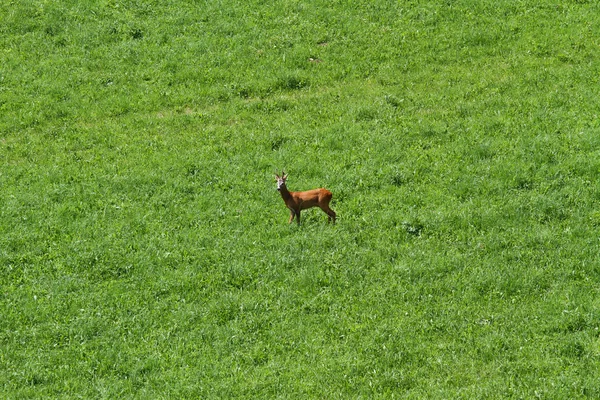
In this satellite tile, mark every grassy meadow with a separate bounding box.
[2,0,600,397]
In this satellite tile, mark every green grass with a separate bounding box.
[2,0,600,398]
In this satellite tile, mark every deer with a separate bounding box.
[275,171,336,225]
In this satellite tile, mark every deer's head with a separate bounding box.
[275,171,287,191]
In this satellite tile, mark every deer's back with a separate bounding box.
[292,188,332,208]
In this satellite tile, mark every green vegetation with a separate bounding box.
[2,0,600,397]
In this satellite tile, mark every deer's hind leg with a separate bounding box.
[320,205,336,223]
[327,208,336,223]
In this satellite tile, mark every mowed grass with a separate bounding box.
[2,0,600,397]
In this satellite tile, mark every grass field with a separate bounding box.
[2,0,600,398]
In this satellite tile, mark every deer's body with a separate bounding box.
[276,172,336,225]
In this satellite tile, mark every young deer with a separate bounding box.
[276,171,336,225]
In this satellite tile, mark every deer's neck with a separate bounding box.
[279,185,293,202]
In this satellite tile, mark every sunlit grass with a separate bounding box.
[2,0,600,398]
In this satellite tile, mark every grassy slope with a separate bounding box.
[2,0,600,398]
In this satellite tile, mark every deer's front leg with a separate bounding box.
[288,209,295,224]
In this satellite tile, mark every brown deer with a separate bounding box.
[276,171,336,225]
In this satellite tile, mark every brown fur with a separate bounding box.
[276,172,336,225]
